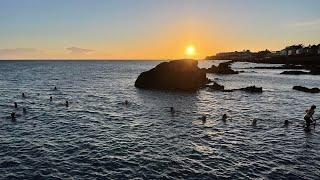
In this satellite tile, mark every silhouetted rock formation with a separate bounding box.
[207,82,225,91]
[237,86,263,93]
[252,64,304,69]
[310,68,320,75]
[206,62,238,74]
[135,60,210,91]
[280,71,310,75]
[280,68,320,75]
[293,86,320,93]
[207,82,262,93]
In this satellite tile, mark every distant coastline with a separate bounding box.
[206,44,320,65]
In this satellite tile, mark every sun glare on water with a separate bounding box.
[185,46,195,56]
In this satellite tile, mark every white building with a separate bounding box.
[296,48,305,55]
[288,49,296,56]
[280,49,288,56]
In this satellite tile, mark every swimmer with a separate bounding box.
[14,102,18,108]
[37,93,40,96]
[222,114,227,121]
[11,112,16,121]
[284,120,289,127]
[22,93,26,98]
[23,107,27,114]
[50,96,53,101]
[252,119,257,126]
[304,105,316,130]
[65,100,69,107]
[54,86,57,91]
[124,100,129,106]
[201,115,207,123]
[170,107,175,114]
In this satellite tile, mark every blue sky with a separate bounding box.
[0,0,319,59]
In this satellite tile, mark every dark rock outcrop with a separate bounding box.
[207,82,225,91]
[293,86,320,93]
[206,62,238,74]
[280,71,310,75]
[252,64,304,70]
[280,68,320,75]
[310,68,320,75]
[207,82,262,93]
[237,86,263,93]
[135,60,210,91]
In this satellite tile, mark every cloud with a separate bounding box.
[66,47,94,54]
[0,48,39,56]
[0,48,41,57]
[288,19,320,27]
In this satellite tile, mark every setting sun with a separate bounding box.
[185,46,195,56]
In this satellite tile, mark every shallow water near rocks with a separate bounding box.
[0,60,320,179]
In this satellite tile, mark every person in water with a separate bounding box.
[23,107,27,114]
[54,86,57,91]
[14,102,18,108]
[170,107,175,114]
[50,96,53,101]
[222,114,227,121]
[22,93,26,98]
[252,119,257,126]
[124,100,129,106]
[65,100,69,107]
[304,105,316,129]
[201,115,207,123]
[284,120,289,127]
[11,112,16,121]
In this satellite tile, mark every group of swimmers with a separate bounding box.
[170,105,317,129]
[10,86,69,121]
[10,88,318,131]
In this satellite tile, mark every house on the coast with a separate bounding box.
[280,49,288,56]
[281,45,303,56]
[296,47,305,55]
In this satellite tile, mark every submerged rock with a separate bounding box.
[280,71,310,75]
[293,86,320,93]
[310,68,320,75]
[237,86,263,93]
[206,62,238,74]
[281,68,320,75]
[207,82,262,93]
[135,59,210,91]
[207,82,225,91]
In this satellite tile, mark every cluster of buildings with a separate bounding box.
[279,44,320,56]
[207,44,320,60]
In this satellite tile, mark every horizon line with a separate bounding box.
[0,58,209,61]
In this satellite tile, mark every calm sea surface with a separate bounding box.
[0,60,320,179]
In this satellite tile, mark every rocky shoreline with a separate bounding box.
[135,59,318,94]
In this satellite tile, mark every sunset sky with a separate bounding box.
[1,0,320,60]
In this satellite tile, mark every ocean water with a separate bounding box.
[0,60,319,179]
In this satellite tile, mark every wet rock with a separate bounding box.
[280,71,310,75]
[253,64,304,70]
[207,83,261,93]
[206,62,238,74]
[135,59,210,91]
[237,86,263,93]
[310,68,320,75]
[207,82,225,91]
[281,68,320,75]
[293,86,320,93]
